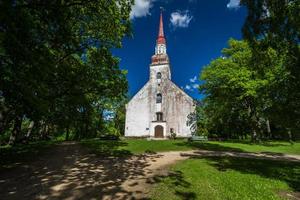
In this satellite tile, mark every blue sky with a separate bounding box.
[113,0,246,99]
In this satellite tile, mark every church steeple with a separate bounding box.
[157,11,166,45]
[154,10,167,56]
[150,10,171,79]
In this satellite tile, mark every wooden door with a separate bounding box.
[154,125,164,138]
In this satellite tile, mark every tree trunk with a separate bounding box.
[44,125,49,139]
[0,110,4,133]
[39,121,45,139]
[266,119,271,139]
[257,119,262,140]
[8,116,22,145]
[248,104,258,142]
[287,128,293,144]
[251,130,257,142]
[24,121,35,142]
[65,126,70,141]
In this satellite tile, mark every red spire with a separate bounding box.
[157,11,166,45]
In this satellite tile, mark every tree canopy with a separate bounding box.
[200,39,286,140]
[197,0,299,141]
[0,0,133,144]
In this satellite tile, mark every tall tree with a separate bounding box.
[200,39,285,140]
[0,0,132,144]
[241,0,300,137]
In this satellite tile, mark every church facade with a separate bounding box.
[125,13,195,138]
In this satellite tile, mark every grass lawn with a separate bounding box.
[81,138,300,155]
[150,157,300,200]
[80,139,193,156]
[207,141,300,155]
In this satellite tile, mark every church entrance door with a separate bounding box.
[154,125,164,138]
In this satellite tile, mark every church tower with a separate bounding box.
[125,11,195,138]
[150,12,171,80]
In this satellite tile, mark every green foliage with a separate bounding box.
[106,123,121,136]
[187,101,208,136]
[0,0,133,144]
[195,103,209,136]
[170,132,177,140]
[200,39,291,140]
[197,1,299,140]
[241,0,300,134]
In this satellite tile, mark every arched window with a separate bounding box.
[156,72,162,79]
[156,93,162,103]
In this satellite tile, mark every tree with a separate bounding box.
[241,0,300,139]
[200,39,286,140]
[187,100,208,136]
[0,0,133,144]
[113,97,128,136]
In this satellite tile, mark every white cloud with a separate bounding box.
[130,0,154,19]
[192,84,199,89]
[170,10,193,28]
[184,75,199,92]
[189,76,197,83]
[185,84,199,92]
[185,85,192,91]
[227,0,240,9]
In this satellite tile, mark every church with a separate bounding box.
[125,12,195,138]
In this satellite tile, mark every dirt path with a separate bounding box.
[0,142,299,200]
[0,142,185,200]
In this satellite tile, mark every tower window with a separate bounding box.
[156,112,163,121]
[157,72,162,79]
[156,93,162,103]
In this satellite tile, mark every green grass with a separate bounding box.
[81,138,300,156]
[150,157,300,200]
[80,139,193,156]
[207,141,300,155]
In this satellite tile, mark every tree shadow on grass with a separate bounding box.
[170,171,196,200]
[176,141,246,152]
[214,140,293,147]
[256,142,292,147]
[150,170,196,200]
[80,139,133,157]
[199,156,300,192]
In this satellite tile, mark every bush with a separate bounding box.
[169,132,177,140]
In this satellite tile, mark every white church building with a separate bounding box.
[125,12,195,138]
